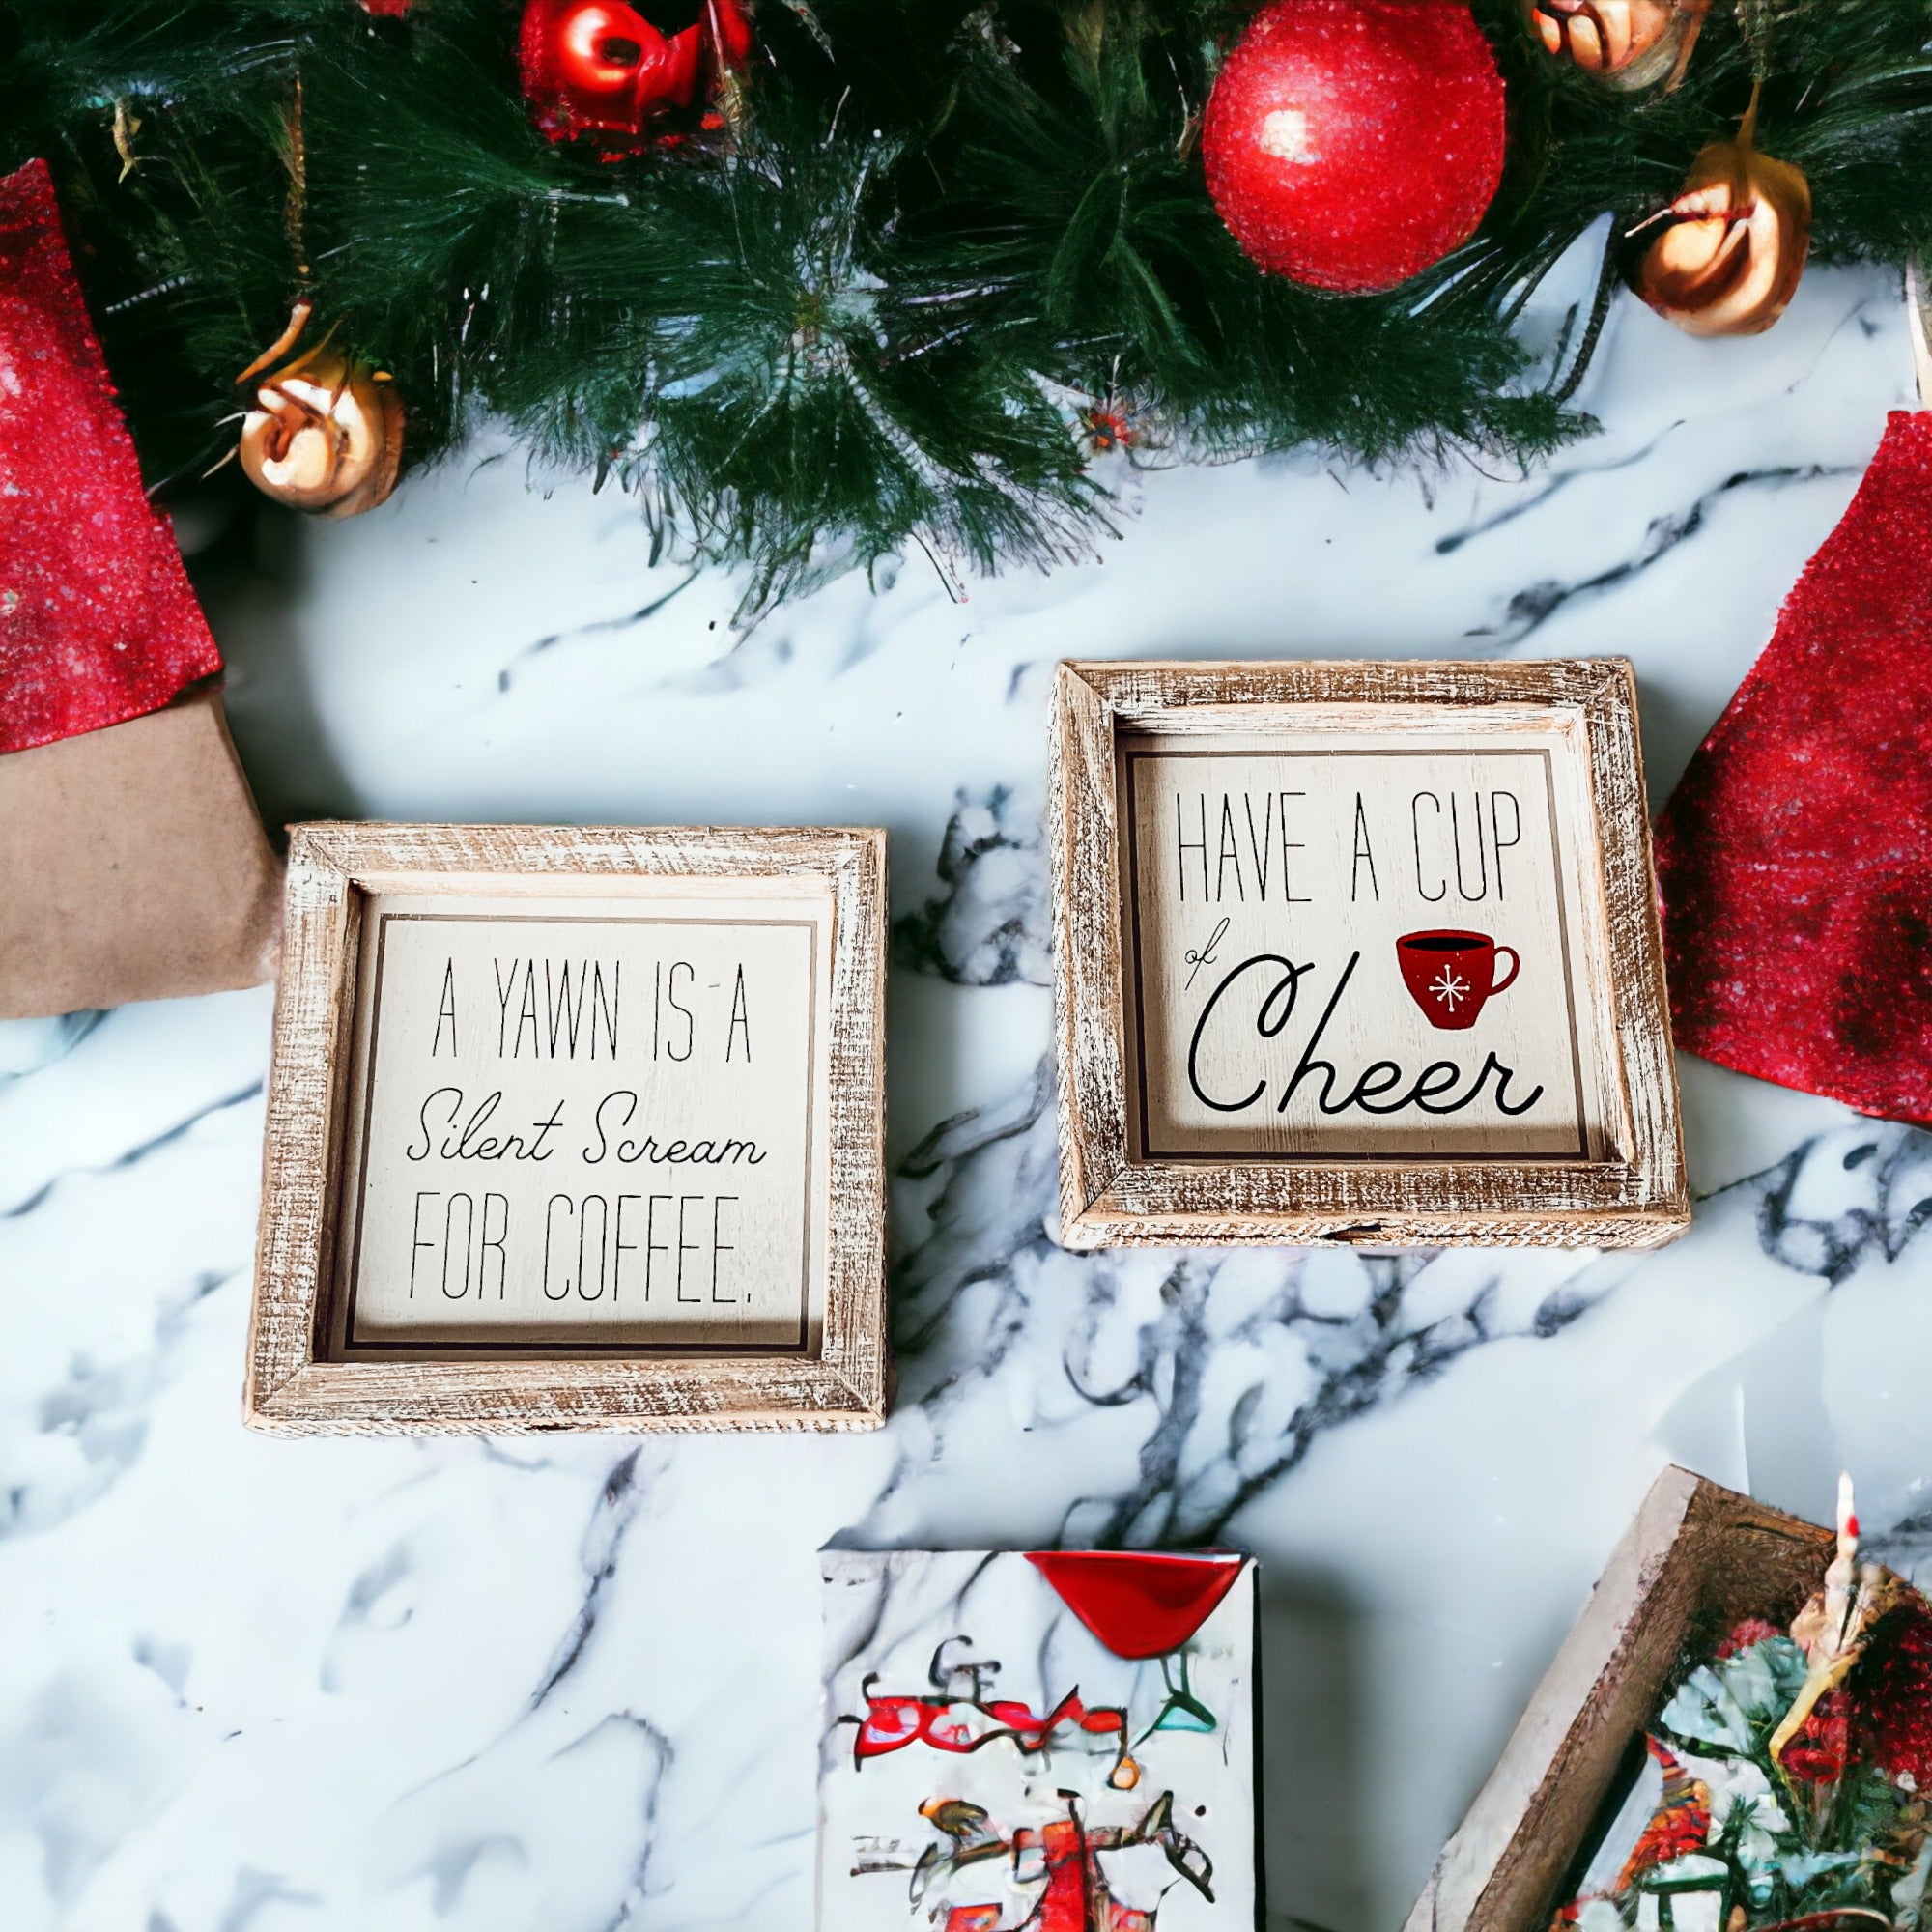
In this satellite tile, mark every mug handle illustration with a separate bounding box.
[1489,945,1521,997]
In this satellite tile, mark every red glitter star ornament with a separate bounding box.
[0,159,223,755]
[1654,411,1932,1125]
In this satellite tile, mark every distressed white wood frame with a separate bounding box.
[1049,659,1689,1248]
[245,822,889,1435]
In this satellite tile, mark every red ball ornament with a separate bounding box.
[1203,0,1507,295]
[519,0,753,152]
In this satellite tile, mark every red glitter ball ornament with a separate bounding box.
[0,159,222,755]
[519,0,752,152]
[1202,0,1507,294]
[1655,412,1932,1125]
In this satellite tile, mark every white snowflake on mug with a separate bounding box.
[1430,966,1470,1011]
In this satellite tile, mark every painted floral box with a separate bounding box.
[817,1548,1260,1931]
[1406,1465,1841,1930]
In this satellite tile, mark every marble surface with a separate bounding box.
[5,257,1932,1932]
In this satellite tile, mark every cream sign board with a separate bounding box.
[1050,661,1689,1250]
[331,888,830,1355]
[1121,735,1605,1162]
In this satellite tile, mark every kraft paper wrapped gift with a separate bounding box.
[0,686,281,1018]
[0,156,280,1018]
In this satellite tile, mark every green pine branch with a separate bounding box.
[4,0,1932,614]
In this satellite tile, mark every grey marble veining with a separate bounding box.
[3,263,1930,1932]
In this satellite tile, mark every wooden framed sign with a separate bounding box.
[245,823,888,1434]
[1049,660,1688,1248]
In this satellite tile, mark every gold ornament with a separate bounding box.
[236,302,404,517]
[1523,0,1707,91]
[1634,98,1811,338]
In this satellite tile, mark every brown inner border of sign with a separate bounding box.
[334,908,821,1358]
[1121,743,1592,1163]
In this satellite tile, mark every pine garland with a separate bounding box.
[5,0,1931,614]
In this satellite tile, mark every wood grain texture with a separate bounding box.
[1404,1466,1835,1931]
[1050,666,1132,1232]
[1048,660,1690,1249]
[243,822,889,1435]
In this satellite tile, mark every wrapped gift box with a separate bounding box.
[0,685,280,1018]
[0,156,280,1018]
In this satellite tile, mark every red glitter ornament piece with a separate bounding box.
[1852,1601,1932,1788]
[1202,0,1507,295]
[1780,1689,1850,1785]
[1655,412,1932,1125]
[0,160,222,756]
[1026,1551,1244,1660]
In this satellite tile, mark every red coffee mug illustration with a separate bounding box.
[1396,930,1520,1031]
